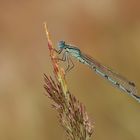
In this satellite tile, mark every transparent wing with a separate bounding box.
[81,53,138,98]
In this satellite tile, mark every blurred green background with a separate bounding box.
[0,0,140,140]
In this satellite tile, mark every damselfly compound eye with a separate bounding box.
[57,41,139,103]
[58,40,65,49]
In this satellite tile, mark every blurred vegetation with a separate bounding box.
[0,0,140,140]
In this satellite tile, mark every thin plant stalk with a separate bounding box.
[44,23,93,140]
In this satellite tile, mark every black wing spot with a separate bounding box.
[126,89,131,93]
[115,82,120,87]
[104,75,108,79]
[92,66,96,70]
[129,82,135,87]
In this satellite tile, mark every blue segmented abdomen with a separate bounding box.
[63,43,139,102]
[80,53,138,100]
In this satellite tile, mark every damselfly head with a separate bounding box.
[58,40,66,49]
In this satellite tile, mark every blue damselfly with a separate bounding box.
[56,41,139,102]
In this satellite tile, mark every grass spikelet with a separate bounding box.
[44,23,93,140]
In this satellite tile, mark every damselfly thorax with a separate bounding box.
[56,41,139,103]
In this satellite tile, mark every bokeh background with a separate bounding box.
[0,0,140,140]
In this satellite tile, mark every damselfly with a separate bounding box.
[56,40,140,102]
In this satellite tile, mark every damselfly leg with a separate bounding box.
[54,40,139,103]
[60,51,74,73]
[52,49,67,62]
[52,48,63,54]
[65,54,74,73]
[53,49,75,73]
